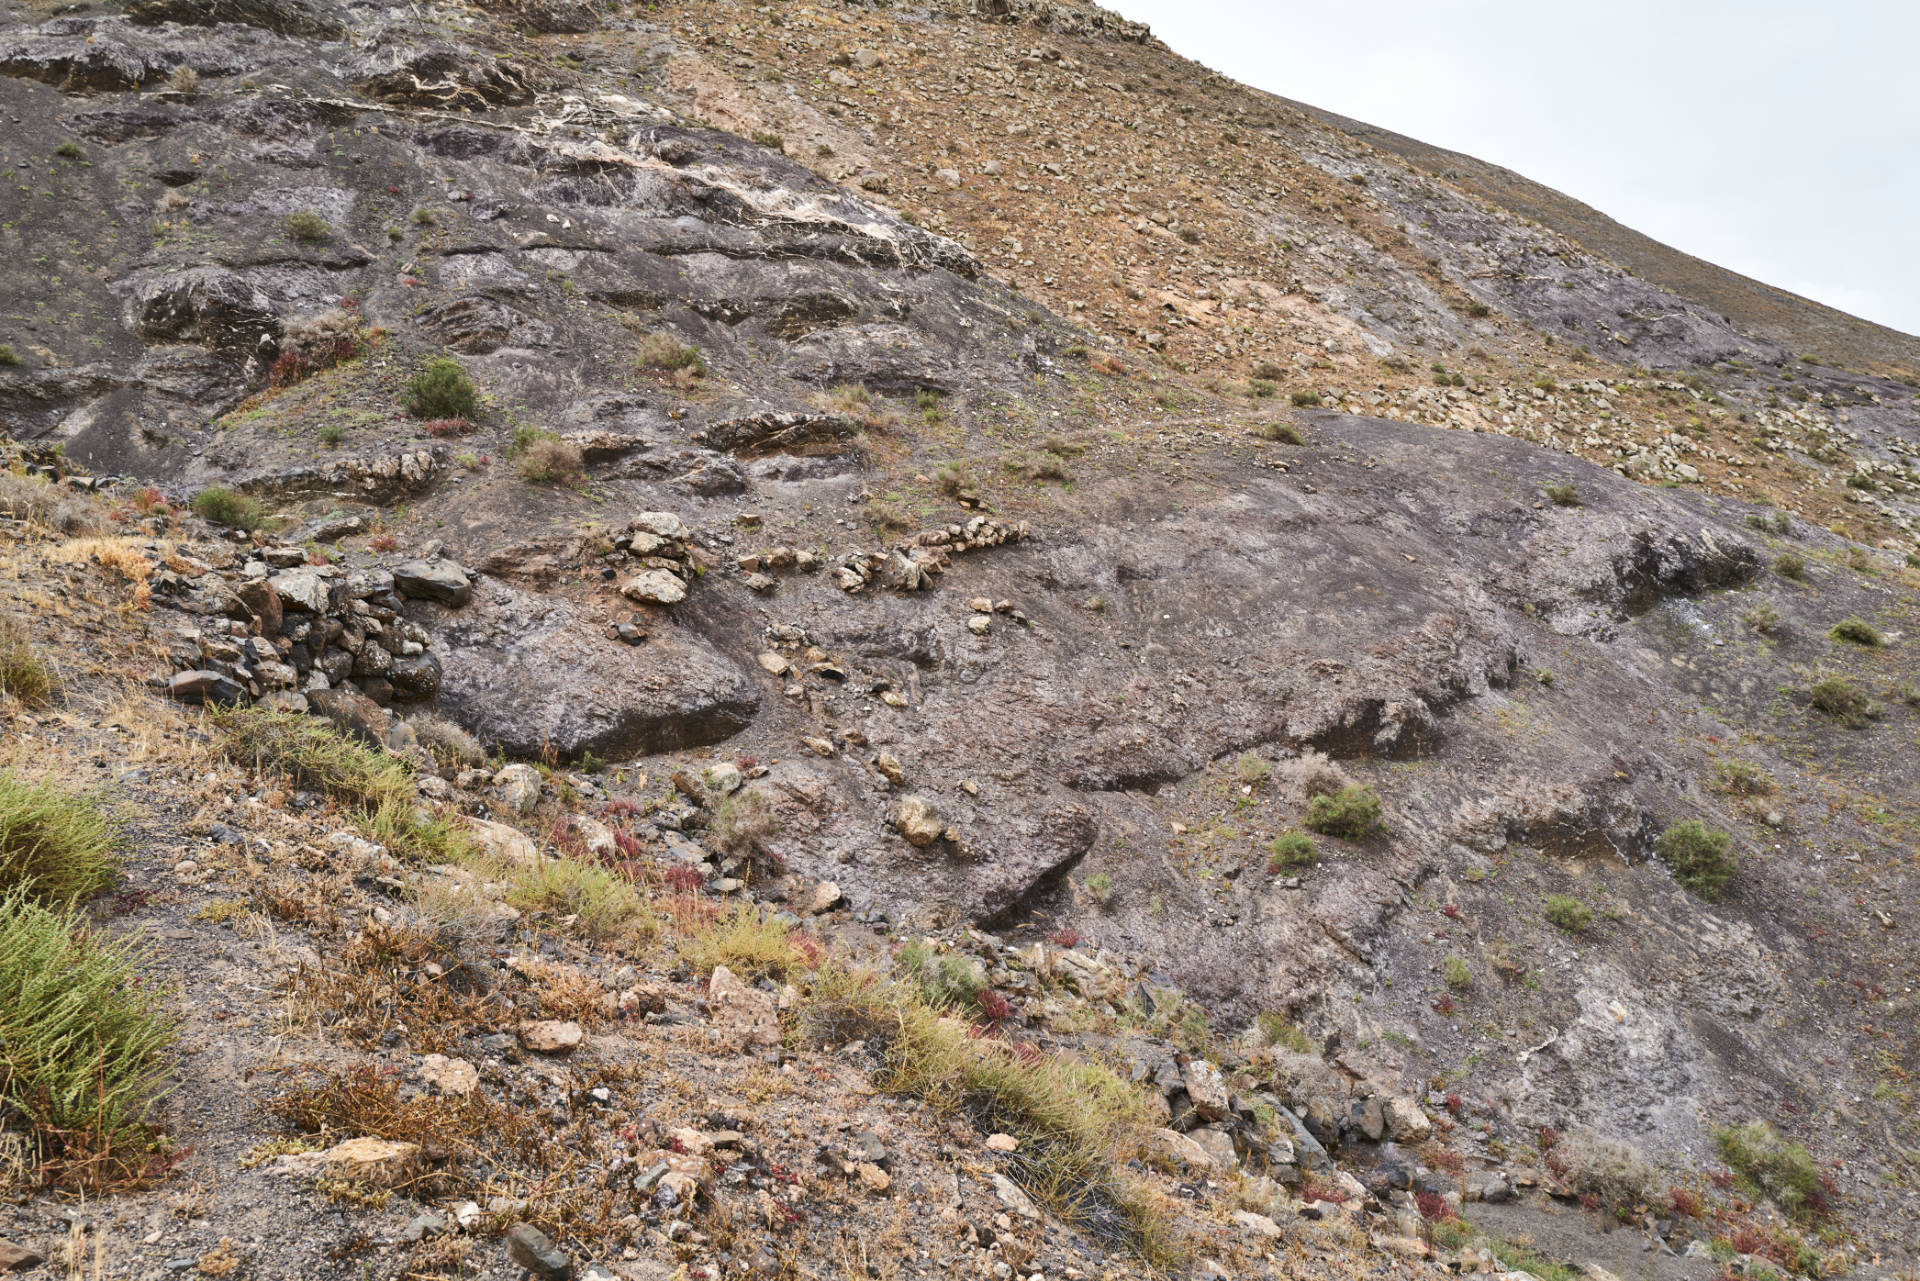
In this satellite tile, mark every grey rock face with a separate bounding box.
[424,581,757,761]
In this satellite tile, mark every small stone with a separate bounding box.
[0,1239,46,1272]
[493,763,542,814]
[518,1020,583,1054]
[967,615,991,636]
[506,1223,571,1281]
[873,753,906,785]
[742,572,777,593]
[703,762,743,795]
[757,651,790,676]
[622,569,687,605]
[318,1137,420,1187]
[802,736,836,757]
[418,1054,478,1096]
[393,559,472,607]
[855,1161,892,1193]
[165,670,246,706]
[985,1133,1018,1152]
[1146,1127,1213,1172]
[269,568,331,614]
[989,1172,1040,1221]
[807,881,843,915]
[1180,1058,1230,1122]
[1230,1209,1281,1239]
[968,597,993,613]
[1383,1096,1432,1142]
[895,795,942,846]
[464,817,541,865]
[708,964,781,1048]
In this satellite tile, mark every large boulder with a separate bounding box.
[421,582,755,761]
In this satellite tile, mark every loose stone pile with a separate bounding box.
[158,544,472,708]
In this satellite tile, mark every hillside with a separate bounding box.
[0,1,1916,1279]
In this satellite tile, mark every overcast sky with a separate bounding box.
[1106,0,1920,339]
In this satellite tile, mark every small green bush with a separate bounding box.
[1251,361,1285,381]
[53,141,82,160]
[191,486,269,532]
[0,344,20,366]
[635,332,706,374]
[1084,871,1113,906]
[1544,483,1580,507]
[406,358,479,420]
[1304,784,1384,840]
[1254,421,1306,445]
[0,771,116,903]
[1806,674,1874,728]
[1442,955,1472,988]
[0,890,178,1183]
[317,424,344,449]
[0,620,56,707]
[1742,602,1780,634]
[1654,820,1736,899]
[283,209,332,243]
[1542,894,1591,933]
[1288,389,1322,408]
[1254,1013,1315,1054]
[1828,617,1882,646]
[1773,553,1807,581]
[1710,760,1774,796]
[1266,830,1317,872]
[898,941,987,1010]
[1714,1120,1824,1219]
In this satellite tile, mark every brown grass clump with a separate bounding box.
[291,920,507,1052]
[0,473,96,535]
[0,618,56,707]
[515,436,584,485]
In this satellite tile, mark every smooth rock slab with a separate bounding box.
[393,558,472,607]
[519,1020,582,1054]
[423,581,755,761]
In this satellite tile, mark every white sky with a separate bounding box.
[1106,0,1920,338]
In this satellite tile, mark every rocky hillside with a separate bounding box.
[0,1,1916,1279]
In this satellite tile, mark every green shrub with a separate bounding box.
[1488,1240,1577,1281]
[1544,483,1580,507]
[1828,617,1882,646]
[1289,389,1322,408]
[1084,871,1113,906]
[317,424,344,449]
[1442,955,1472,988]
[1254,421,1306,444]
[0,771,117,904]
[1246,379,1277,399]
[1542,894,1591,933]
[1654,820,1736,899]
[53,141,82,160]
[933,463,970,496]
[283,209,332,243]
[708,789,780,864]
[898,941,987,1009]
[1254,1012,1314,1054]
[1251,361,1285,381]
[1710,760,1774,796]
[1773,553,1807,581]
[1266,830,1317,872]
[1304,785,1384,840]
[190,486,269,532]
[406,358,478,420]
[0,889,177,1183]
[0,344,20,366]
[1806,674,1874,728]
[635,332,706,374]
[1742,602,1780,634]
[0,620,56,708]
[1713,1121,1824,1219]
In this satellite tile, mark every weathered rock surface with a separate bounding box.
[422,581,756,760]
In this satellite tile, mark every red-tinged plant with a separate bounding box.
[663,865,704,895]
[976,989,1012,1022]
[1445,1092,1464,1116]
[421,418,471,438]
[1669,1187,1703,1218]
[1414,1190,1452,1221]
[1442,903,1461,919]
[1048,927,1083,949]
[369,535,398,553]
[1538,1125,1562,1150]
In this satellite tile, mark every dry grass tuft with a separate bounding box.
[0,473,97,535]
[0,618,56,707]
[679,902,808,981]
